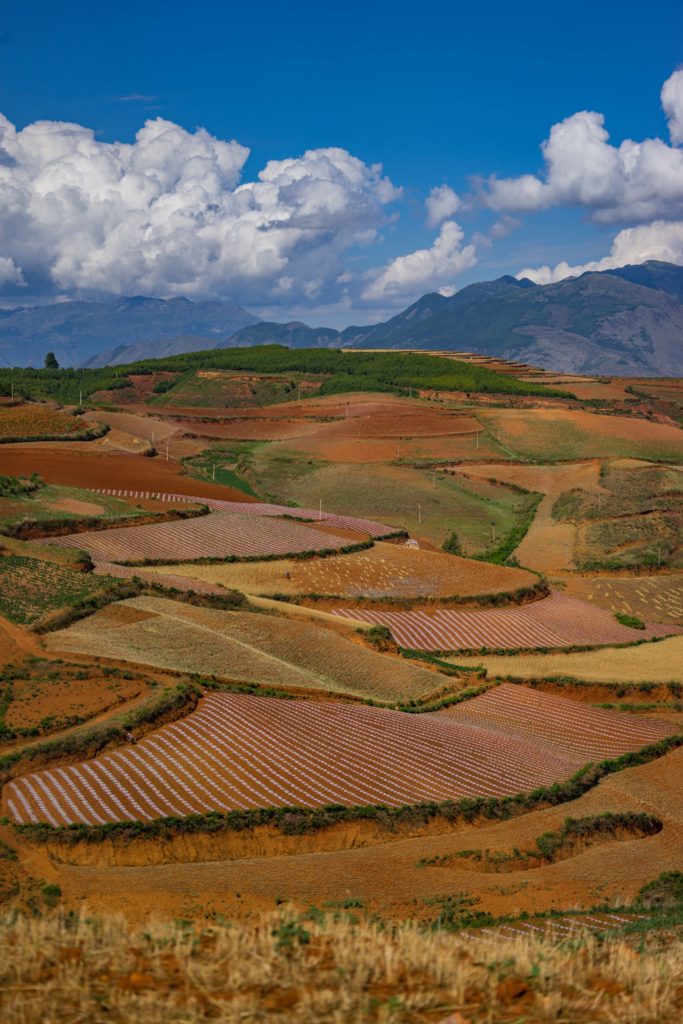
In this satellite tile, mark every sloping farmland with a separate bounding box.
[92,488,397,538]
[49,510,359,563]
[335,593,683,651]
[43,596,442,702]
[4,688,676,826]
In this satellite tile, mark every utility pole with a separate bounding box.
[298,384,301,402]
[212,464,216,481]
[165,441,169,461]
[79,388,83,407]
[491,522,496,543]
[418,503,422,525]
[319,498,323,521]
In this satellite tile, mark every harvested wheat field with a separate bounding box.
[568,574,683,624]
[50,510,356,563]
[478,407,683,462]
[6,683,674,826]
[148,541,536,599]
[447,634,683,684]
[336,592,682,650]
[43,595,441,701]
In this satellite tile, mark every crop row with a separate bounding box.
[50,510,363,564]
[337,593,682,651]
[91,489,397,538]
[5,686,675,827]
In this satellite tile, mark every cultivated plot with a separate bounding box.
[5,687,675,826]
[44,596,441,701]
[438,684,674,761]
[147,541,536,600]
[50,510,359,563]
[334,593,682,651]
[446,634,683,685]
[568,574,683,624]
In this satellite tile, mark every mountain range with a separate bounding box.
[0,296,259,369]
[1,261,681,376]
[229,261,683,376]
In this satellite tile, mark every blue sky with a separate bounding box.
[1,0,682,325]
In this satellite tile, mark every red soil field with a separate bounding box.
[335,593,683,650]
[50,510,360,563]
[5,688,674,826]
[0,449,257,503]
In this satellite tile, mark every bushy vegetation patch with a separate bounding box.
[615,611,646,629]
[0,346,573,404]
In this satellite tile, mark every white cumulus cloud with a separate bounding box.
[517,220,683,285]
[363,220,477,300]
[662,68,683,145]
[484,70,683,225]
[0,115,400,305]
[425,185,460,228]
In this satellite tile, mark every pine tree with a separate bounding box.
[44,352,59,370]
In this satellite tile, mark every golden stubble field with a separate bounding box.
[146,541,536,600]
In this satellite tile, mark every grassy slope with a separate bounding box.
[245,451,534,554]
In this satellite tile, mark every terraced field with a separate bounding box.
[147,541,536,599]
[44,596,441,701]
[335,593,682,650]
[50,510,359,563]
[92,489,395,538]
[438,684,674,760]
[5,687,675,826]
[446,634,683,684]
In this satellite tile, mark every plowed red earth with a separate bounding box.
[335,593,683,650]
[50,511,358,563]
[93,488,395,538]
[0,449,257,502]
[5,688,674,825]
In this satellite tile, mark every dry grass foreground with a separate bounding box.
[447,634,683,685]
[146,542,536,600]
[43,596,441,702]
[1,910,682,1024]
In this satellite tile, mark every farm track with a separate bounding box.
[49,510,362,563]
[334,592,683,650]
[5,686,675,827]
